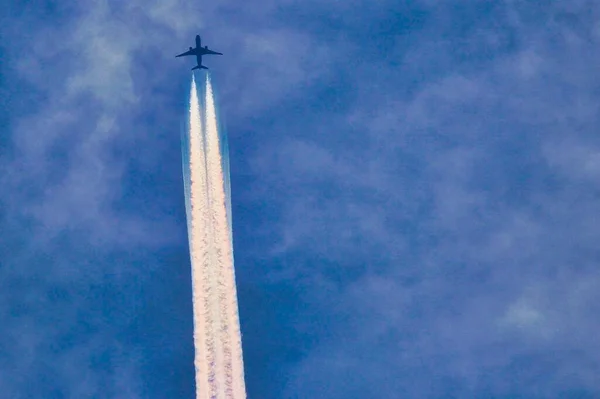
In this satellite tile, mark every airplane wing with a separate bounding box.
[176,49,196,57]
[204,49,223,55]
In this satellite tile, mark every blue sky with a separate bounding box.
[2,1,600,398]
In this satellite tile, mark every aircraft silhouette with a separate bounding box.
[176,35,223,70]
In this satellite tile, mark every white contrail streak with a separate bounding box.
[204,76,246,397]
[186,75,217,399]
[183,73,247,399]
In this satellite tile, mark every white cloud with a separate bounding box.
[261,2,600,396]
[4,0,600,397]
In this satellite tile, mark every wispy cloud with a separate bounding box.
[2,0,600,398]
[245,2,600,397]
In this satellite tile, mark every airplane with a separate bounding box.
[176,35,223,70]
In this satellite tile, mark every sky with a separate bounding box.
[1,0,600,398]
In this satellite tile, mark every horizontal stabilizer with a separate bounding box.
[192,65,208,70]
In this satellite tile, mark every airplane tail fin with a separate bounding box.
[192,65,208,70]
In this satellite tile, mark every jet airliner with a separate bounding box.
[176,35,223,70]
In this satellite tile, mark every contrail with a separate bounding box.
[182,73,247,399]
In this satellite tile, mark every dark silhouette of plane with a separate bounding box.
[176,35,222,70]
